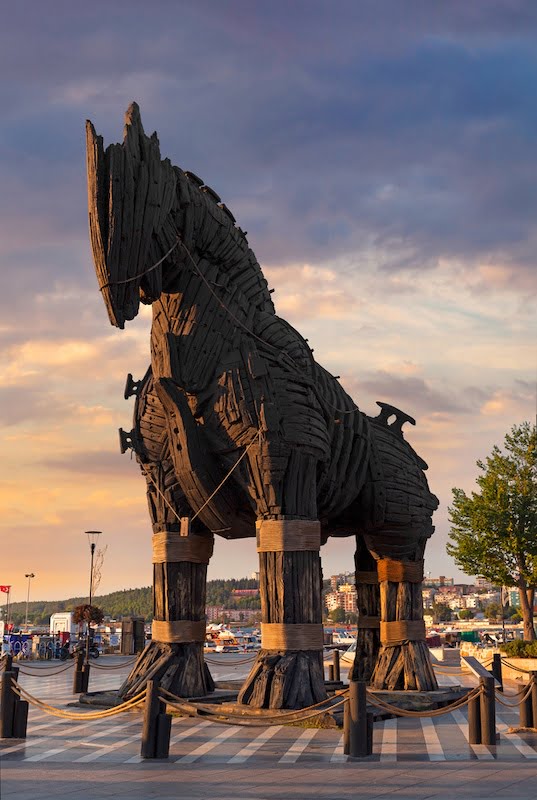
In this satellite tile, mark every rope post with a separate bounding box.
[12,695,29,739]
[518,683,533,728]
[141,679,171,759]
[0,671,17,738]
[348,680,370,757]
[80,661,91,694]
[491,653,503,691]
[468,689,482,744]
[333,649,341,683]
[73,650,85,694]
[531,672,537,729]
[328,664,335,682]
[343,698,350,755]
[479,676,496,746]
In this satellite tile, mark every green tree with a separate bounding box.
[458,608,475,620]
[484,602,502,621]
[447,422,537,640]
[329,607,346,623]
[432,603,452,623]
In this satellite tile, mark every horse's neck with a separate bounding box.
[170,168,276,317]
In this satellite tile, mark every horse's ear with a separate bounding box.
[123,102,150,160]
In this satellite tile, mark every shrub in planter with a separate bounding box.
[500,640,537,658]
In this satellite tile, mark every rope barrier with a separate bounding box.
[17,662,75,675]
[160,686,349,727]
[204,654,258,666]
[494,683,534,707]
[159,685,349,723]
[167,694,350,728]
[502,659,537,675]
[90,658,138,670]
[11,679,145,720]
[364,687,482,718]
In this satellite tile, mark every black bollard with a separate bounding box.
[518,683,533,728]
[80,662,91,694]
[348,680,370,757]
[73,651,85,694]
[0,670,17,738]
[333,649,341,683]
[479,676,496,746]
[531,672,537,730]
[328,664,335,682]
[492,653,503,691]
[468,691,482,744]
[343,699,350,755]
[141,679,171,759]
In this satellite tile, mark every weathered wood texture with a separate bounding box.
[238,548,326,708]
[87,103,439,704]
[349,538,380,683]
[119,560,214,699]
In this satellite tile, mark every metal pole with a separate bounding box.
[86,542,95,665]
[24,573,35,630]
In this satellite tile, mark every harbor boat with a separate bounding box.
[204,624,261,653]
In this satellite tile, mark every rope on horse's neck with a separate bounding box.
[176,237,299,370]
[99,232,360,417]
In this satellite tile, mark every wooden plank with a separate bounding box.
[462,656,501,687]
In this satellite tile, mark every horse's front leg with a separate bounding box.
[118,457,215,700]
[238,447,327,709]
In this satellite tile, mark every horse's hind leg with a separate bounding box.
[349,535,381,683]
[238,447,327,709]
[359,418,439,691]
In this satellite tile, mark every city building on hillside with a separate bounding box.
[508,589,521,608]
[422,588,436,608]
[475,577,494,590]
[330,573,355,592]
[325,590,357,613]
[231,588,259,597]
[423,576,454,588]
[205,606,259,623]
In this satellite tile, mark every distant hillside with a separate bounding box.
[8,578,265,626]
[7,576,333,627]
[7,587,153,627]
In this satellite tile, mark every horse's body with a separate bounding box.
[87,104,439,707]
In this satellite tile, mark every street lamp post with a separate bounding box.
[84,531,101,663]
[24,573,35,631]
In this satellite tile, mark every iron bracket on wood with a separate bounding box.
[119,428,138,454]
[124,373,143,399]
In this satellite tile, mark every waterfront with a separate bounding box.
[2,654,537,799]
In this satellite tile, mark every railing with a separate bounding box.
[3,650,536,761]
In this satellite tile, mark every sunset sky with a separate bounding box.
[1,2,535,605]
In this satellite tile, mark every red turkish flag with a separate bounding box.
[0,585,11,593]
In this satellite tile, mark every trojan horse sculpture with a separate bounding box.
[86,103,439,708]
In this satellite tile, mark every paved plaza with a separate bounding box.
[2,656,537,799]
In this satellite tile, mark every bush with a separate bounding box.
[500,640,537,658]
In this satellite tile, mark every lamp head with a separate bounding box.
[85,531,102,550]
